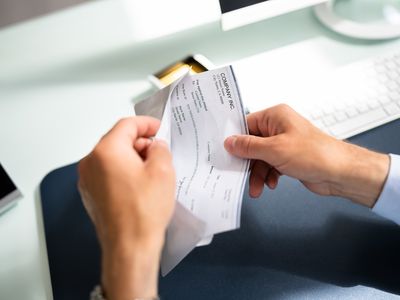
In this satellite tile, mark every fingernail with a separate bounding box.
[154,138,169,148]
[225,136,237,151]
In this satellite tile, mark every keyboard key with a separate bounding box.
[311,109,323,119]
[365,88,378,98]
[312,119,325,129]
[375,64,386,73]
[333,102,346,110]
[383,102,400,115]
[366,99,380,109]
[387,80,399,91]
[365,68,376,77]
[384,57,394,67]
[345,107,358,117]
[322,105,334,115]
[378,73,389,83]
[389,91,400,101]
[322,115,336,126]
[333,111,347,122]
[356,102,369,113]
[385,61,396,70]
[329,108,387,137]
[378,95,391,104]
[376,84,388,94]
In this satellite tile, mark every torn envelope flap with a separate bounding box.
[161,202,207,276]
[133,85,170,120]
[134,70,190,120]
[135,71,190,148]
[196,235,214,247]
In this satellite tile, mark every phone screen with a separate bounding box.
[0,164,17,200]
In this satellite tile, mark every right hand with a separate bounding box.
[224,104,389,208]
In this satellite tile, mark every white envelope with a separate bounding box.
[134,66,249,275]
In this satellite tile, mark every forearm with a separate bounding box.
[101,236,163,300]
[329,142,390,208]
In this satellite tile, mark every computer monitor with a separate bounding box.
[220,0,328,30]
[0,163,21,214]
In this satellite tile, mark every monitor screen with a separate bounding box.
[219,0,269,14]
[219,0,327,30]
[0,164,17,200]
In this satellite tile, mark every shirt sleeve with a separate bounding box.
[372,154,400,225]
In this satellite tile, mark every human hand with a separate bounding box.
[224,104,389,207]
[78,116,175,300]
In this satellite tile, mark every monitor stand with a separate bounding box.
[314,0,400,40]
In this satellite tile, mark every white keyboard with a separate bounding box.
[299,51,400,139]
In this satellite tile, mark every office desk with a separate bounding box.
[1,1,400,299]
[40,119,400,300]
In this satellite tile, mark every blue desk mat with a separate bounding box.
[40,120,400,300]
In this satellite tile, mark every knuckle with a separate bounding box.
[157,162,174,177]
[90,144,112,167]
[159,146,173,161]
[77,159,88,185]
[92,144,106,160]
[238,136,252,156]
[78,157,85,172]
[271,134,288,152]
[276,103,291,113]
[148,161,175,184]
[116,117,132,127]
[77,159,87,177]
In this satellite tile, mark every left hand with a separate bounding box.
[78,116,176,300]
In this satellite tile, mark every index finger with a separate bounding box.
[246,105,292,137]
[102,116,161,146]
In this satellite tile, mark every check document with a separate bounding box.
[134,66,249,275]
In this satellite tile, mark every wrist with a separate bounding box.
[330,142,390,207]
[101,235,164,300]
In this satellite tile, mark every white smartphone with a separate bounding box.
[0,164,21,214]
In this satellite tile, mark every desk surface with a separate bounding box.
[40,119,400,300]
[1,1,400,299]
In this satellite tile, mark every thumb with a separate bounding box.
[145,139,174,178]
[224,135,276,162]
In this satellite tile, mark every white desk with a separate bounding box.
[1,1,400,299]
